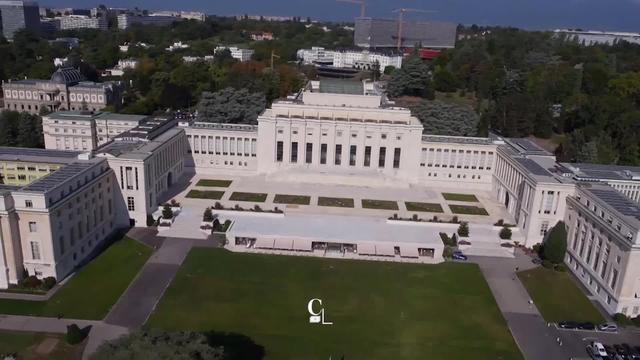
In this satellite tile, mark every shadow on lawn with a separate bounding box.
[204,331,265,360]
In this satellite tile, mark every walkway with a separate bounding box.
[471,251,567,360]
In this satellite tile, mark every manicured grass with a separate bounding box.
[442,193,479,202]
[146,248,522,360]
[361,199,399,210]
[449,204,489,216]
[317,196,355,208]
[0,331,82,359]
[196,179,233,188]
[405,201,444,213]
[186,190,225,200]
[518,267,605,323]
[0,237,151,320]
[229,192,268,203]
[273,194,311,205]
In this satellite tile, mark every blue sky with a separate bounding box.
[44,0,640,32]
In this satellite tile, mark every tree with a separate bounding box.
[411,101,479,136]
[203,207,214,222]
[457,222,469,237]
[499,226,512,240]
[543,221,567,264]
[387,54,434,99]
[91,330,223,360]
[197,88,266,124]
[433,67,458,93]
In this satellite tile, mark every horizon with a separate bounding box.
[40,0,640,33]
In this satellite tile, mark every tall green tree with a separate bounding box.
[543,221,567,264]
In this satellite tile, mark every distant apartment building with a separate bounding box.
[214,46,254,62]
[117,13,184,30]
[102,58,138,77]
[150,10,205,22]
[297,47,403,70]
[166,41,189,51]
[58,14,107,30]
[1,67,123,114]
[0,0,40,40]
[236,15,295,22]
[250,32,274,41]
[42,111,147,151]
[554,29,640,46]
[0,147,80,186]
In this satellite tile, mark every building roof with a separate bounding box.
[46,111,147,123]
[318,79,364,95]
[50,67,84,85]
[354,18,457,49]
[422,134,497,146]
[115,116,176,141]
[583,184,640,221]
[561,163,640,182]
[504,138,552,156]
[96,127,182,160]
[21,160,98,192]
[0,146,81,164]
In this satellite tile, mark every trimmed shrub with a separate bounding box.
[214,202,223,210]
[202,208,214,222]
[613,313,632,326]
[170,199,180,207]
[499,226,512,240]
[532,243,544,257]
[543,221,568,264]
[432,215,439,222]
[500,242,514,248]
[66,324,88,345]
[451,216,459,224]
[42,277,56,290]
[412,214,419,221]
[21,275,42,289]
[457,222,469,237]
[494,219,504,226]
[162,204,173,220]
[212,219,221,232]
[254,205,262,212]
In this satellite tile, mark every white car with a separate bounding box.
[587,342,608,359]
[597,323,618,332]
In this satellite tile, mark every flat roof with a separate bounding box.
[97,127,183,160]
[422,134,496,146]
[505,138,552,156]
[562,163,640,181]
[46,111,147,123]
[22,161,97,192]
[228,213,442,247]
[583,185,640,221]
[0,147,81,164]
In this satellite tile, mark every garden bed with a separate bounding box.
[273,194,311,205]
[361,199,399,210]
[405,202,444,213]
[442,193,479,202]
[229,192,268,202]
[449,204,489,216]
[196,179,233,188]
[186,190,225,200]
[317,197,355,208]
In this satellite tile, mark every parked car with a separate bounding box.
[532,257,543,265]
[452,251,467,261]
[578,322,596,330]
[558,321,579,329]
[597,323,618,332]
[587,342,610,359]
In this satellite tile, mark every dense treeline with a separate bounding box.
[388,27,640,165]
[0,111,44,148]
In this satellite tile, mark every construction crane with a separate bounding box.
[336,0,366,18]
[392,8,437,50]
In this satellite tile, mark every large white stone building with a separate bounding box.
[297,47,404,71]
[214,46,254,62]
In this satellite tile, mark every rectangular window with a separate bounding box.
[539,221,549,236]
[30,241,40,260]
[28,221,37,232]
[364,146,371,167]
[335,144,342,165]
[25,200,33,208]
[305,143,313,164]
[320,144,327,165]
[610,268,618,289]
[379,147,386,168]
[291,142,298,163]
[349,145,357,166]
[276,141,283,162]
[125,167,134,190]
[393,148,401,169]
[127,196,135,211]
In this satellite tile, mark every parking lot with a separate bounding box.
[552,324,640,359]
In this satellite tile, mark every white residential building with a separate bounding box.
[214,46,254,62]
[57,14,107,30]
[297,47,403,70]
[554,29,640,46]
[166,41,189,52]
[150,10,205,21]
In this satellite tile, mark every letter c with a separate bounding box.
[308,298,322,316]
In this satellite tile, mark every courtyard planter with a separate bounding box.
[158,217,175,231]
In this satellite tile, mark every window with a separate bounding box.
[393,148,401,169]
[349,145,357,166]
[127,197,135,211]
[25,200,33,208]
[305,143,313,164]
[364,146,371,167]
[276,141,283,162]
[379,147,386,168]
[320,144,327,165]
[334,144,342,165]
[125,167,134,190]
[381,133,387,140]
[539,221,549,236]
[28,221,37,232]
[291,142,298,163]
[610,268,618,289]
[30,241,40,260]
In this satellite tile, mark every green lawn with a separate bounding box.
[405,201,444,213]
[186,190,225,200]
[317,196,355,208]
[146,249,522,360]
[229,192,268,202]
[449,204,489,216]
[361,199,399,210]
[273,194,311,205]
[518,267,605,323]
[196,179,233,188]
[442,193,479,202]
[0,237,151,320]
[0,331,82,360]
[0,330,43,355]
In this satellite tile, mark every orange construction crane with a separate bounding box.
[337,0,366,18]
[392,8,437,50]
